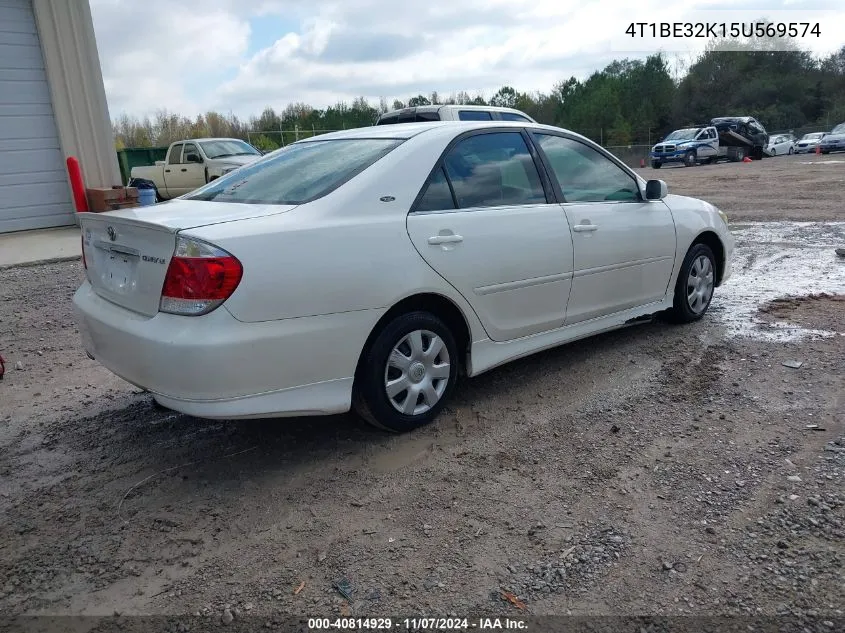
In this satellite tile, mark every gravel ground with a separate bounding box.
[0,158,843,627]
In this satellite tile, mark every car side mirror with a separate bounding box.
[645,179,668,200]
[186,153,202,163]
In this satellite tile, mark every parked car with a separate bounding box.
[819,122,845,154]
[766,134,796,156]
[794,132,826,154]
[376,105,535,125]
[130,138,263,201]
[74,121,733,432]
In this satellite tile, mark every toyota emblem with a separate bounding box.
[107,226,117,241]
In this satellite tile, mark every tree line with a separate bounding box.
[113,43,845,151]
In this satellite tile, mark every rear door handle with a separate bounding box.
[573,224,598,232]
[428,234,463,245]
[180,168,187,172]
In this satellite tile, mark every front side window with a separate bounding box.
[535,134,640,203]
[199,139,260,159]
[183,143,201,163]
[441,132,546,209]
[168,143,183,164]
[458,110,493,121]
[185,138,403,205]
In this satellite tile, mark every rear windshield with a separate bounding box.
[184,138,403,205]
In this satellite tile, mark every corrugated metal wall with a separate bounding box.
[0,0,74,233]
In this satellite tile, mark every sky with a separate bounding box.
[88,0,845,120]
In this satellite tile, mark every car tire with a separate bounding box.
[353,311,459,433]
[770,148,776,156]
[788,147,794,155]
[667,243,717,324]
[651,160,662,169]
[683,150,696,167]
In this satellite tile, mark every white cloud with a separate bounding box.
[89,0,845,119]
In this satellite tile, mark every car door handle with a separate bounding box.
[180,168,188,172]
[165,169,171,173]
[428,234,463,245]
[573,224,598,232]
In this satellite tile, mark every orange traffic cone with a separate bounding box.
[742,156,753,163]
[816,144,821,155]
[640,158,645,168]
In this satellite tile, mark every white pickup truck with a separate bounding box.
[130,138,263,200]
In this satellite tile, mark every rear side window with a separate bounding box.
[458,110,493,121]
[185,139,403,205]
[499,112,530,122]
[168,144,183,164]
[442,132,546,208]
[416,111,441,122]
[415,167,455,211]
[376,115,399,125]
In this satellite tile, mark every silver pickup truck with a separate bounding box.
[130,138,263,200]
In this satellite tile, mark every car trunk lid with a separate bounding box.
[79,200,296,316]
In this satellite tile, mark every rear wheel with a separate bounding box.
[667,243,716,323]
[353,311,458,433]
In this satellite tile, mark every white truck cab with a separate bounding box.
[375,104,536,125]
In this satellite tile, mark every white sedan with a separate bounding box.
[74,122,734,433]
[766,134,795,156]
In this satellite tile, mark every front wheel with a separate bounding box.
[667,243,717,323]
[651,160,662,169]
[683,150,697,167]
[353,311,458,433]
[788,147,794,155]
[770,148,776,156]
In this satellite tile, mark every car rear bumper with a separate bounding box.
[73,282,381,419]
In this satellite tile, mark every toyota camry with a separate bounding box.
[74,121,733,432]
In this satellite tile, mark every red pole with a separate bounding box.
[66,156,88,212]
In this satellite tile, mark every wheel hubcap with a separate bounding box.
[686,255,714,314]
[384,329,451,416]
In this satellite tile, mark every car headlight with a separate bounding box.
[717,209,729,224]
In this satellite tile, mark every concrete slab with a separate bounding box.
[0,226,81,269]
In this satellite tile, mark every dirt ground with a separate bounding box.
[1,155,844,628]
[653,153,845,222]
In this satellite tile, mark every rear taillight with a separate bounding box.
[159,236,243,316]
